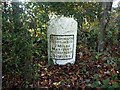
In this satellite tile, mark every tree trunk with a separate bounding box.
[12,2,32,84]
[98,2,113,52]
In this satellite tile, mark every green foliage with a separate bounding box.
[2,2,32,75]
[48,58,54,66]
[112,74,118,80]
[102,78,110,86]
[91,81,101,87]
[112,82,120,88]
[106,57,120,69]
[92,52,102,60]
[92,74,120,88]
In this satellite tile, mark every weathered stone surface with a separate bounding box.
[47,17,77,65]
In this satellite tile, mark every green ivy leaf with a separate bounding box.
[112,82,120,88]
[103,78,110,85]
[91,81,101,87]
[48,58,54,66]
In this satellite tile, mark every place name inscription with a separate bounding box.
[50,35,74,60]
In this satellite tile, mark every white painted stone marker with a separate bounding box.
[47,17,77,65]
